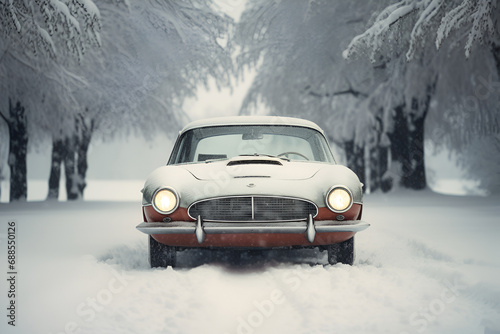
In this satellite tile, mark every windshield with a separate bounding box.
[169,125,335,164]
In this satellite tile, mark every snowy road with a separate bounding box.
[1,190,499,334]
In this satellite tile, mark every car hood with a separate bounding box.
[142,157,363,208]
[182,156,321,181]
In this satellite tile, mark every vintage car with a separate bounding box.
[137,116,369,267]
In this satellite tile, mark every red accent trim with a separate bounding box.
[151,232,355,248]
[315,203,361,221]
[143,205,193,222]
[143,203,362,248]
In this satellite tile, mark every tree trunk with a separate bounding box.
[404,113,427,190]
[404,82,435,190]
[369,144,391,193]
[47,136,82,201]
[47,139,66,200]
[388,89,432,191]
[75,116,94,197]
[8,99,28,202]
[493,44,500,78]
[64,134,79,200]
[344,140,366,187]
[366,113,392,193]
[389,105,412,188]
[47,115,93,201]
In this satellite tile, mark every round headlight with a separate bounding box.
[327,186,353,213]
[152,188,179,214]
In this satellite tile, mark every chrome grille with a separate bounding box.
[188,196,317,222]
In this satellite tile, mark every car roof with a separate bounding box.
[179,116,325,135]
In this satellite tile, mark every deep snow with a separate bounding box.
[0,183,499,334]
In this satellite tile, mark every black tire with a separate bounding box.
[149,236,177,268]
[326,237,354,265]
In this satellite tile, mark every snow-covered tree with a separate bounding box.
[236,0,392,189]
[45,0,234,200]
[1,0,233,201]
[343,0,500,190]
[0,0,102,201]
[0,0,101,61]
[343,0,499,62]
[236,0,499,192]
[236,0,373,119]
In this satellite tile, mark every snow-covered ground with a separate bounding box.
[1,182,499,334]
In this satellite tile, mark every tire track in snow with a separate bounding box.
[86,226,499,334]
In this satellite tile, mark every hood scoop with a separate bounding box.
[183,156,320,180]
[227,159,282,167]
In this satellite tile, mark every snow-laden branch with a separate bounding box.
[437,0,497,57]
[464,0,497,58]
[305,84,368,99]
[436,1,470,48]
[1,0,102,62]
[342,1,417,62]
[344,0,499,62]
[406,0,444,60]
[36,25,57,59]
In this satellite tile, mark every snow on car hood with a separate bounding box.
[142,157,363,207]
[181,156,321,181]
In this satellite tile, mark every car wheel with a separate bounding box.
[149,236,177,268]
[326,237,354,265]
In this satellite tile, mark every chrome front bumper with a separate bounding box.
[136,215,370,244]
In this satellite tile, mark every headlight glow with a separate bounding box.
[152,188,179,214]
[327,186,353,213]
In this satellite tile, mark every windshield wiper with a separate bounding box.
[204,158,229,163]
